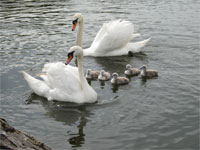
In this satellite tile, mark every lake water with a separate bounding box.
[0,0,199,149]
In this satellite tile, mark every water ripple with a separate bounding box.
[0,0,199,150]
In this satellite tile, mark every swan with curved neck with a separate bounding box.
[22,46,97,104]
[72,13,151,57]
[72,13,84,47]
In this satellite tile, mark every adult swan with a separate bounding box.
[22,46,97,104]
[72,13,151,57]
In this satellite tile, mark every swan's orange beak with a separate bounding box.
[72,22,77,31]
[65,55,73,65]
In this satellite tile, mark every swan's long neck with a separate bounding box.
[76,20,84,47]
[77,55,87,89]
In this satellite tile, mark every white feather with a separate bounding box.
[22,47,97,103]
[83,20,151,56]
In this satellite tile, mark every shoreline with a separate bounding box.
[0,117,51,150]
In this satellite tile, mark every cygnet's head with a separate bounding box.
[72,13,83,31]
[100,70,105,76]
[86,69,91,75]
[65,46,83,65]
[126,64,131,70]
[140,65,147,71]
[112,73,118,79]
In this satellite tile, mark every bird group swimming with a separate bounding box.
[85,64,158,84]
[22,13,158,104]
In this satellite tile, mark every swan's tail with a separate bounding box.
[21,71,50,98]
[131,33,141,40]
[129,37,152,53]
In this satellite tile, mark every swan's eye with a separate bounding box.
[65,51,75,65]
[67,51,75,58]
[72,18,78,25]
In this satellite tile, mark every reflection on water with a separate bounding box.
[99,81,105,89]
[26,93,91,148]
[111,84,119,93]
[68,113,87,148]
[140,76,159,83]
[25,92,120,148]
[94,56,135,73]
[1,0,199,149]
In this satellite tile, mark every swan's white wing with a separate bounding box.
[22,71,51,98]
[42,62,81,94]
[23,62,83,102]
[131,33,141,40]
[89,20,134,54]
[98,37,152,56]
[39,74,52,88]
[127,37,152,53]
[43,62,96,103]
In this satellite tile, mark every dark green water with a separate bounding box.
[0,0,199,149]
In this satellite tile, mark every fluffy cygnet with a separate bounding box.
[86,69,100,80]
[140,65,158,78]
[124,64,140,76]
[111,73,129,85]
[98,70,111,81]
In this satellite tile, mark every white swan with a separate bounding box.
[22,46,97,104]
[72,13,151,57]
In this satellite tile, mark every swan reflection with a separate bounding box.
[26,93,92,148]
[111,84,119,93]
[99,80,105,89]
[68,114,87,148]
